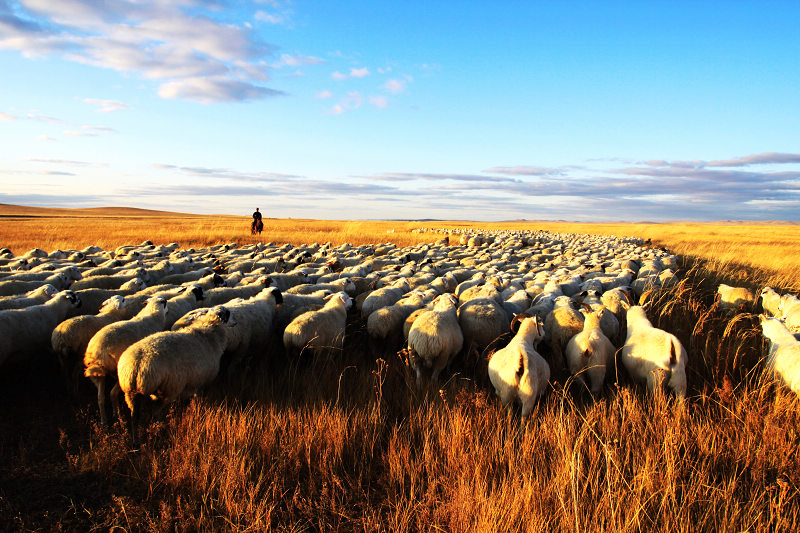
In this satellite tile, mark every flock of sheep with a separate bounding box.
[1,228,799,443]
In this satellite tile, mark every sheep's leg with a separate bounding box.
[109,382,122,424]
[430,355,449,387]
[125,392,141,449]
[89,375,108,426]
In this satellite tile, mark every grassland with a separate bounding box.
[1,205,799,531]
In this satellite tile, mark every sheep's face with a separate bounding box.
[100,295,126,312]
[336,292,353,310]
[62,291,81,308]
[760,315,788,339]
[146,296,168,315]
[210,306,237,327]
[190,285,205,301]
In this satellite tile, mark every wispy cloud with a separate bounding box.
[275,53,324,67]
[382,78,406,94]
[366,172,522,183]
[369,95,388,108]
[331,67,369,80]
[253,0,292,26]
[154,163,304,182]
[157,77,284,103]
[483,166,565,177]
[329,91,364,114]
[0,110,17,120]
[62,125,115,137]
[83,98,129,113]
[26,112,65,124]
[315,90,333,99]
[641,152,800,169]
[0,1,295,103]
[27,158,102,167]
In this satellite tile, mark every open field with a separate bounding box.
[1,207,800,531]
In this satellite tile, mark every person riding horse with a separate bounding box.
[251,208,263,235]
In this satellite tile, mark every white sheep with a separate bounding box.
[407,293,464,386]
[164,285,205,329]
[778,294,800,332]
[51,295,134,386]
[0,284,58,311]
[283,292,353,357]
[458,296,510,356]
[73,278,148,315]
[0,271,71,296]
[3,265,82,284]
[577,290,621,346]
[175,287,282,374]
[620,305,687,398]
[487,313,549,421]
[274,289,333,330]
[158,267,216,286]
[0,290,82,368]
[716,284,756,313]
[564,307,615,394]
[760,287,783,316]
[287,277,356,296]
[360,278,411,319]
[544,296,584,369]
[366,289,434,348]
[83,296,168,425]
[71,270,148,291]
[117,306,237,445]
[202,275,273,307]
[759,315,800,395]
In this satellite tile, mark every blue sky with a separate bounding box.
[1,1,799,221]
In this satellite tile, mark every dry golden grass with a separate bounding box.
[2,206,800,531]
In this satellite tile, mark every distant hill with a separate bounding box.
[0,204,210,218]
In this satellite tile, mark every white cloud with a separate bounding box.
[26,112,65,124]
[0,111,17,120]
[329,91,363,114]
[316,90,333,99]
[369,95,388,108]
[331,71,348,80]
[0,1,295,103]
[157,77,284,103]
[37,135,57,141]
[276,53,324,67]
[350,67,369,78]
[62,125,115,137]
[83,98,129,113]
[382,78,405,94]
[254,10,284,24]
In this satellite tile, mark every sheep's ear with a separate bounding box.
[620,301,631,311]
[581,303,592,312]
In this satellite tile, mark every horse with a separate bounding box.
[251,218,263,235]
